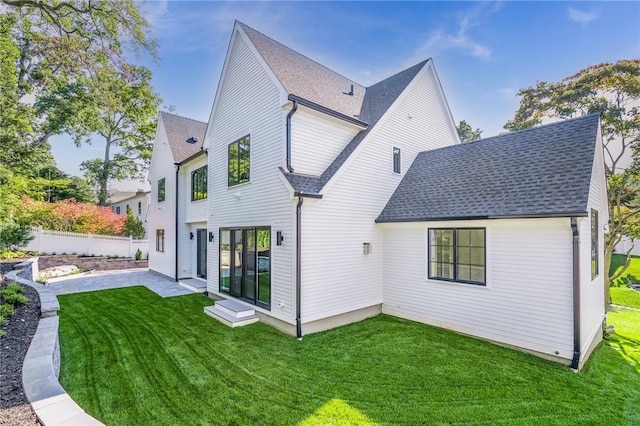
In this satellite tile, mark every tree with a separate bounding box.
[456,120,483,142]
[123,206,145,239]
[49,63,161,205]
[36,165,95,203]
[504,59,640,308]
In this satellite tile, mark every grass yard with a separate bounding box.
[58,287,640,426]
[610,253,640,287]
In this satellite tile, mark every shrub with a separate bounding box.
[135,248,142,261]
[0,282,29,305]
[0,222,33,251]
[0,250,27,259]
[0,303,14,317]
[123,207,145,239]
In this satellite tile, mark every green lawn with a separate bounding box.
[58,287,640,425]
[610,253,640,287]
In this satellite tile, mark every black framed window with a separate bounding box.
[191,165,208,201]
[158,178,166,202]
[591,209,598,279]
[115,206,121,214]
[228,136,250,186]
[138,201,142,215]
[393,147,401,174]
[428,228,486,285]
[156,229,165,252]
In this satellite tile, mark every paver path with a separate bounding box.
[47,268,192,298]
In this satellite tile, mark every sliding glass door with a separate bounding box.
[219,227,270,309]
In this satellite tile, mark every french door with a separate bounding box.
[219,227,270,308]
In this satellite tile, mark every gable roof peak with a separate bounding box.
[158,111,208,165]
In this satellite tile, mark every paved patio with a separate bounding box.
[47,268,193,298]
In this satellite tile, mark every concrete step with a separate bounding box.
[204,305,259,328]
[178,278,207,293]
[215,299,256,319]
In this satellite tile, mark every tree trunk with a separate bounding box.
[98,138,112,206]
[604,246,613,310]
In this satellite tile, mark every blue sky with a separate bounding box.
[50,1,640,190]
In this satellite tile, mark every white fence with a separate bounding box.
[614,235,640,257]
[23,227,149,259]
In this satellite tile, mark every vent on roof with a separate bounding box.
[343,84,354,96]
[186,137,198,144]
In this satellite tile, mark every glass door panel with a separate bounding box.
[257,229,270,306]
[220,230,230,292]
[230,229,243,297]
[196,229,207,278]
[243,229,256,303]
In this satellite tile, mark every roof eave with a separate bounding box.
[375,211,589,223]
[175,149,206,166]
[288,94,368,129]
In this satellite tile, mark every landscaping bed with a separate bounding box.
[0,279,41,426]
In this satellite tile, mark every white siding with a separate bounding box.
[112,192,150,237]
[300,63,459,324]
[290,108,360,176]
[382,218,575,360]
[148,115,177,278]
[579,126,607,358]
[177,156,208,278]
[206,32,295,324]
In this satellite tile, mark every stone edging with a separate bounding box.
[6,267,105,426]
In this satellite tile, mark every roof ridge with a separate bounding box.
[237,21,365,90]
[159,110,208,125]
[366,59,430,89]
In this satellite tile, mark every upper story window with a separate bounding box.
[591,209,598,279]
[192,165,208,201]
[393,147,401,174]
[428,228,486,286]
[115,206,121,214]
[158,178,166,202]
[138,201,142,215]
[228,136,250,186]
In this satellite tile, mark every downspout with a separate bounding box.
[286,100,298,172]
[175,164,181,282]
[295,196,304,339]
[571,217,581,370]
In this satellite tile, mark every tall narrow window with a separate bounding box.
[158,178,166,202]
[115,206,121,214]
[228,136,250,186]
[138,201,142,215]
[393,147,401,174]
[591,209,598,279]
[156,229,165,252]
[191,166,208,201]
[428,228,486,285]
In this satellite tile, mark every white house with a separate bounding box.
[110,190,150,237]
[148,21,608,369]
[147,111,208,285]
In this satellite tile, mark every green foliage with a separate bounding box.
[58,287,640,425]
[456,120,483,142]
[0,282,29,305]
[0,250,28,259]
[123,207,145,239]
[135,248,142,261]
[0,222,33,251]
[0,303,14,318]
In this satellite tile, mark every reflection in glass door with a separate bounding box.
[219,227,271,309]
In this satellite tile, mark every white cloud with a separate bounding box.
[567,7,598,24]
[412,3,500,62]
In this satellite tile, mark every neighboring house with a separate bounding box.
[149,21,608,370]
[147,111,208,285]
[110,190,150,237]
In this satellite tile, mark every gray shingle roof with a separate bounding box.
[282,60,429,196]
[377,114,601,222]
[159,111,208,164]
[239,22,365,119]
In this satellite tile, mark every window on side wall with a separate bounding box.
[228,136,250,186]
[428,228,486,285]
[191,165,208,201]
[158,178,166,202]
[156,229,165,252]
[138,201,142,215]
[393,147,401,174]
[591,209,598,279]
[115,206,121,214]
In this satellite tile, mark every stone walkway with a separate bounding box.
[47,268,193,298]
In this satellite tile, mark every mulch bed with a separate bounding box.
[0,278,41,426]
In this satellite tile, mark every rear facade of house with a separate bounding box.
[148,21,608,369]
